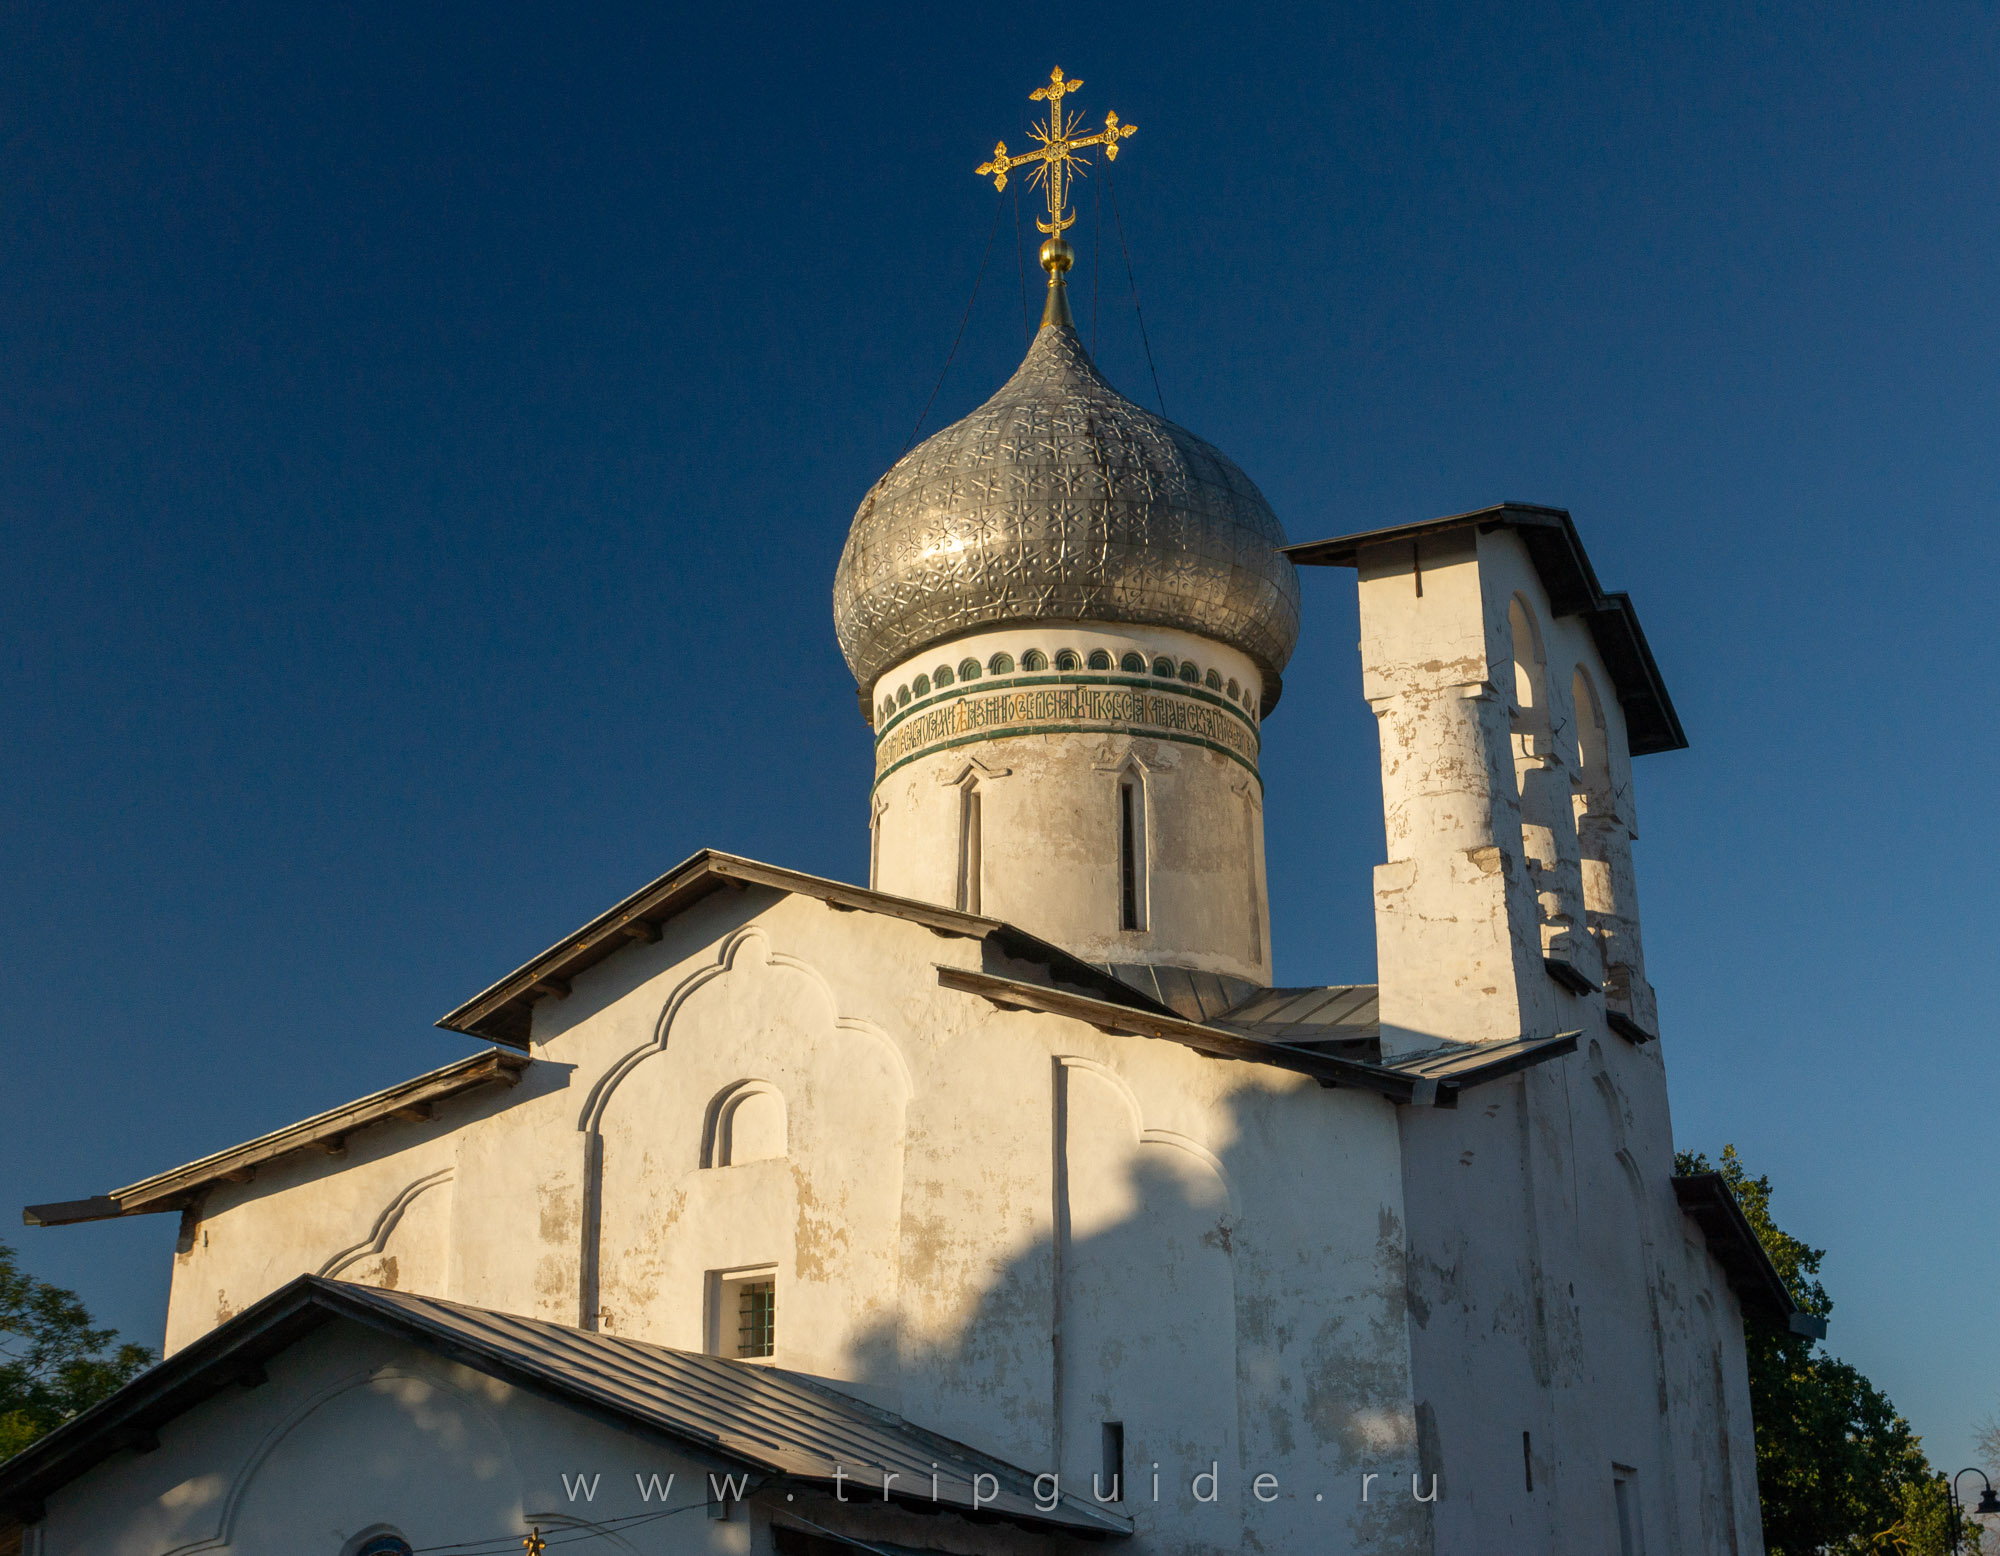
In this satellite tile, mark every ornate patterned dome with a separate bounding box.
[833,314,1301,702]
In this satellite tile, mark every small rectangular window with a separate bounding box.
[1118,779,1145,930]
[957,787,982,915]
[1523,1430,1533,1493]
[737,1280,775,1357]
[708,1268,777,1360]
[1613,1465,1641,1556]
[1099,1421,1124,1503]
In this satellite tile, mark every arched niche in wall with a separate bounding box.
[1572,666,1610,792]
[580,927,912,1365]
[1507,593,1552,754]
[702,1080,788,1168]
[1055,1058,1238,1517]
[211,1366,525,1553]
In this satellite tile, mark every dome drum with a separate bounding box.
[867,623,1265,791]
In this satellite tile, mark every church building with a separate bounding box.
[4,69,1811,1556]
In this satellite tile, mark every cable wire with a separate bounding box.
[409,1497,709,1554]
[901,194,1004,459]
[1104,164,1166,417]
[1014,180,1029,344]
[1091,170,1101,356]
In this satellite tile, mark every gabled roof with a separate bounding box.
[1672,1173,1829,1338]
[22,1049,531,1228]
[440,849,1180,1049]
[1282,502,1687,756]
[0,1276,1132,1536]
[936,966,1578,1109]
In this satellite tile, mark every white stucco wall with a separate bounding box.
[1342,525,1762,1555]
[157,886,1436,1555]
[39,1321,731,1556]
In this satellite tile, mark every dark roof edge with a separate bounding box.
[1672,1173,1826,1337]
[1282,503,1688,756]
[23,1050,532,1228]
[939,965,1580,1107]
[0,1276,1132,1534]
[0,1276,342,1522]
[439,848,1181,1048]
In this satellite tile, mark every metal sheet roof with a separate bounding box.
[1214,985,1382,1059]
[939,966,1577,1108]
[1092,963,1261,1024]
[0,1276,1131,1536]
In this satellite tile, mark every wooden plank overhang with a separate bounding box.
[437,848,1176,1049]
[937,966,1579,1107]
[1672,1172,1828,1337]
[22,1050,531,1228]
[1282,503,1687,757]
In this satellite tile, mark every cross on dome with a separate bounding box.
[975,66,1136,251]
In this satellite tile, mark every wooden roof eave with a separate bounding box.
[1672,1171,1826,1336]
[22,1049,531,1228]
[436,848,1180,1050]
[1282,503,1688,756]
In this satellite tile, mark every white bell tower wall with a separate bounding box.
[1352,523,1653,1050]
[867,623,1272,983]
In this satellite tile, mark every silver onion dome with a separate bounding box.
[833,300,1301,705]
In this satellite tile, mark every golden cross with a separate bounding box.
[976,67,1137,238]
[522,1530,547,1556]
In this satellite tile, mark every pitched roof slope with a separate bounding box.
[440,849,1181,1048]
[22,1049,530,1227]
[0,1276,1131,1536]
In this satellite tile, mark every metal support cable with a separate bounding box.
[1104,164,1165,417]
[1091,171,1101,356]
[902,193,1005,458]
[1014,180,1029,344]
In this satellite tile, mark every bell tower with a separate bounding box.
[1285,504,1683,1050]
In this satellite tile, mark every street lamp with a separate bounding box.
[1950,1468,2000,1555]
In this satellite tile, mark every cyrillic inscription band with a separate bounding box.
[875,682,1259,778]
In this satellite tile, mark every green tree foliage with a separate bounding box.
[0,1241,154,1460]
[1677,1146,1969,1555]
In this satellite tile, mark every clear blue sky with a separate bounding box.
[3,0,1994,1475]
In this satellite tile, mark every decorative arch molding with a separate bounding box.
[1138,1128,1240,1220]
[578,926,913,1135]
[157,1363,521,1555]
[1053,1057,1239,1219]
[340,1525,413,1556]
[1056,1055,1144,1136]
[1588,1041,1635,1150]
[700,1079,788,1169]
[317,1170,454,1279]
[1613,1144,1648,1204]
[935,755,1012,786]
